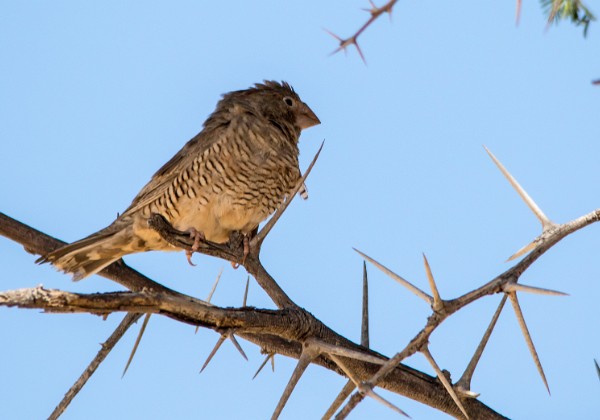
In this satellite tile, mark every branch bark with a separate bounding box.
[0,211,506,419]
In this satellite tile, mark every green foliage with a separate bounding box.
[541,0,596,36]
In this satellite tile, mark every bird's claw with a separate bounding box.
[186,228,205,266]
[186,250,196,266]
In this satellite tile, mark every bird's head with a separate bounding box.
[256,81,320,131]
[233,81,320,133]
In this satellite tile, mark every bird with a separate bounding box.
[37,80,320,280]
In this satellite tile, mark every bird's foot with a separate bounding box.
[186,228,205,266]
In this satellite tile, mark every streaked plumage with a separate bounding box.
[38,81,320,280]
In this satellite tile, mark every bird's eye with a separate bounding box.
[283,97,294,107]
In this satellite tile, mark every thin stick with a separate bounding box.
[361,261,369,347]
[457,296,507,394]
[122,313,151,377]
[49,313,141,420]
[508,292,550,394]
[252,141,324,248]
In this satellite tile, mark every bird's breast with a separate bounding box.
[142,126,301,244]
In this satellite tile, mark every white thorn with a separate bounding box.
[508,292,550,394]
[504,283,568,296]
[253,353,273,380]
[422,346,469,419]
[423,254,443,311]
[122,313,151,378]
[315,339,384,365]
[484,146,553,229]
[363,388,411,418]
[507,240,538,261]
[354,248,432,304]
[272,346,319,419]
[206,267,224,303]
[329,354,360,386]
[457,295,507,394]
[322,380,355,419]
[228,333,248,361]
[329,355,410,417]
[200,334,227,373]
[456,386,480,399]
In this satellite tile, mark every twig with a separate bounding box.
[251,141,324,249]
[338,208,600,417]
[327,0,398,60]
[146,213,296,308]
[49,313,141,420]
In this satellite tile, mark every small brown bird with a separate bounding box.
[38,81,320,280]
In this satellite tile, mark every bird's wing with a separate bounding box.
[121,124,225,216]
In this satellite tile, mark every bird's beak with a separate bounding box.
[297,103,321,130]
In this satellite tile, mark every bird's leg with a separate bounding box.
[240,235,250,264]
[229,230,255,269]
[230,235,249,269]
[185,227,205,266]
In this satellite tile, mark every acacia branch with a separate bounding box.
[5,145,596,420]
[0,212,505,419]
[3,200,598,418]
[0,286,501,419]
[327,0,397,61]
[331,0,595,62]
[336,209,600,417]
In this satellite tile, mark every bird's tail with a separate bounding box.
[37,221,133,281]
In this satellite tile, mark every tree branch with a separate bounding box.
[0,212,506,419]
[48,313,142,420]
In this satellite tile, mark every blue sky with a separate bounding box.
[1,1,599,419]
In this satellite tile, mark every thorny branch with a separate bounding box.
[327,0,397,61]
[1,202,599,417]
[330,0,595,61]
[49,312,142,420]
[1,149,599,418]
[334,149,599,418]
[0,212,504,419]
